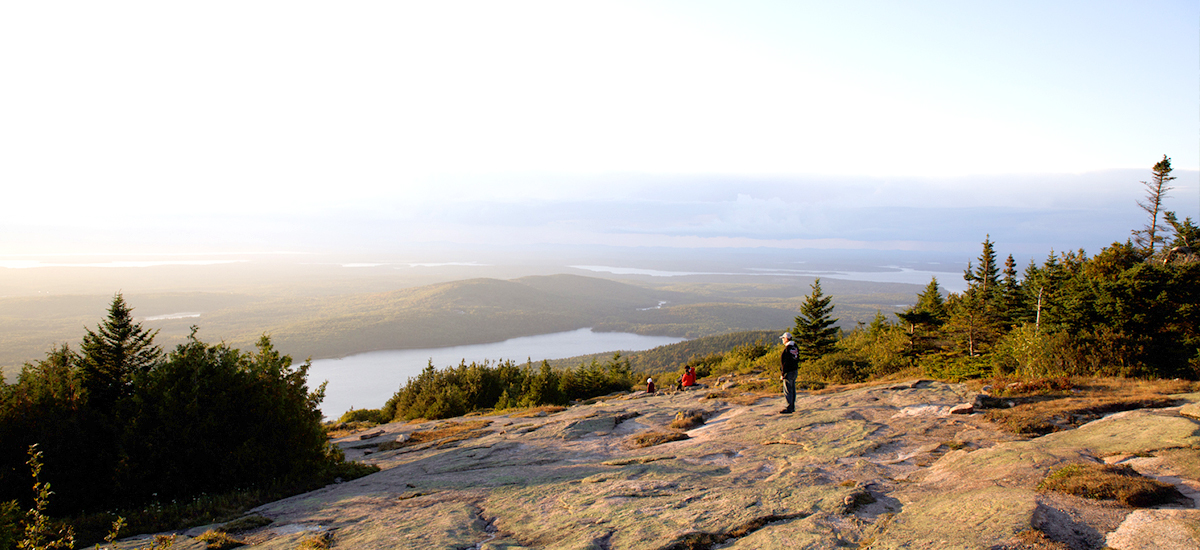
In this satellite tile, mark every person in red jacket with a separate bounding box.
[681,365,696,387]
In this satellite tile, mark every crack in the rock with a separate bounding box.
[651,512,811,550]
[468,505,500,550]
[595,529,615,550]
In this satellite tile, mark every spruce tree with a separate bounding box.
[999,254,1023,325]
[792,278,839,360]
[897,277,946,357]
[947,238,1007,356]
[1132,155,1175,255]
[963,235,1000,303]
[79,293,161,411]
[1163,211,1199,259]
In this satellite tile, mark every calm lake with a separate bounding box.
[308,328,686,419]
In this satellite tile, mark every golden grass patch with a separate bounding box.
[195,529,244,549]
[669,411,706,431]
[509,405,567,418]
[1038,462,1187,507]
[297,531,333,550]
[324,420,379,439]
[628,431,689,449]
[378,420,493,451]
[979,377,1194,436]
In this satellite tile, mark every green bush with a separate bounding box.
[832,322,910,379]
[122,334,333,503]
[338,408,388,424]
[385,359,537,421]
[798,353,868,385]
[920,353,993,381]
[385,354,638,422]
[560,354,635,401]
[0,298,365,526]
[0,500,20,550]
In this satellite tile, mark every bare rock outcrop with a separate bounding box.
[139,381,1199,549]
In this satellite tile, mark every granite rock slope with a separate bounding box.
[144,381,1200,549]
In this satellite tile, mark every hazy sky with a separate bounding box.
[3,1,1198,258]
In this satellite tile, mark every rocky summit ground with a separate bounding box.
[145,379,1199,549]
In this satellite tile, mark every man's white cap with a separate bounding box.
[780,332,792,340]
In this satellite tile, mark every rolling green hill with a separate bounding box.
[2,273,924,378]
[545,330,779,375]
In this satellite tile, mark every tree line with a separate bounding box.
[339,354,637,424]
[789,156,1199,383]
[0,295,370,545]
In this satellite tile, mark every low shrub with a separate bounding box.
[337,408,389,424]
[799,353,869,385]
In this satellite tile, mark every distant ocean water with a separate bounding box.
[308,328,685,419]
[570,265,966,292]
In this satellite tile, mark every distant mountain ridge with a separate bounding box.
[257,274,781,361]
[2,273,919,376]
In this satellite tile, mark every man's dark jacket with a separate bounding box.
[781,341,800,373]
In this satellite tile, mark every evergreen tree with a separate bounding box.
[1132,155,1176,255]
[867,310,891,335]
[518,361,565,407]
[946,238,1008,356]
[999,254,1024,325]
[792,278,839,360]
[913,277,947,320]
[963,235,1000,304]
[1162,212,1199,263]
[896,278,946,358]
[79,293,161,411]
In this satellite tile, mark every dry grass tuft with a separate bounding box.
[297,531,333,550]
[628,431,689,449]
[379,420,493,451]
[980,377,1192,436]
[509,405,567,418]
[669,410,706,431]
[1038,462,1187,507]
[195,529,244,550]
[324,420,379,439]
[1009,528,1071,549]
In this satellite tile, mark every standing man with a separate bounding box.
[779,332,800,414]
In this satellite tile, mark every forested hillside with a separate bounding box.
[545,330,778,375]
[2,274,913,378]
